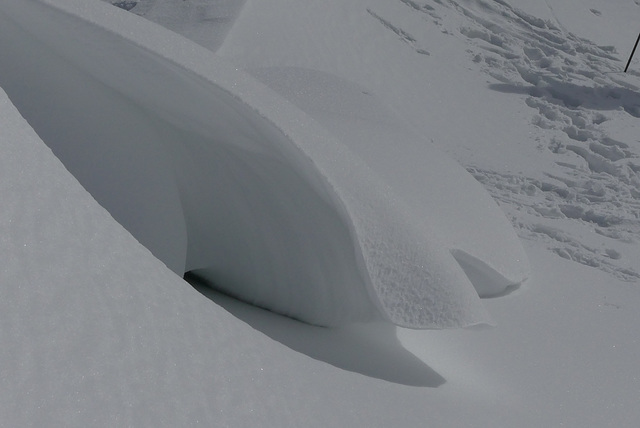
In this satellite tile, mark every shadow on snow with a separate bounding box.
[489,77,640,117]
[186,273,446,388]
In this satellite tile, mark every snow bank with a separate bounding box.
[0,0,528,328]
[2,85,412,426]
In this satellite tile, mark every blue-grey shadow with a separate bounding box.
[185,273,446,387]
[489,74,640,117]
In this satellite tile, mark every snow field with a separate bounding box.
[3,0,640,426]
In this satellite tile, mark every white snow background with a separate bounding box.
[1,0,639,426]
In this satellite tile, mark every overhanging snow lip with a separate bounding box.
[1,0,494,330]
[1,0,386,326]
[450,249,526,298]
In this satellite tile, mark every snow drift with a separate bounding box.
[0,0,527,328]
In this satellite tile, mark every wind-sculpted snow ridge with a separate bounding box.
[369,0,640,282]
[123,0,531,298]
[0,0,529,328]
[249,66,530,298]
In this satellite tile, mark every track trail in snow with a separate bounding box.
[371,0,640,281]
[107,0,639,282]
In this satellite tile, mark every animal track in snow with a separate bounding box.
[370,0,640,281]
[469,167,640,281]
[367,8,431,55]
[447,0,640,280]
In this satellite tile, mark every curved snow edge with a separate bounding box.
[0,0,491,329]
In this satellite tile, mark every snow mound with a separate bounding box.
[1,83,372,426]
[250,66,530,297]
[0,0,526,328]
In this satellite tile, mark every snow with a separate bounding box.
[124,0,246,51]
[2,0,640,426]
[0,78,441,426]
[249,66,529,297]
[0,0,529,328]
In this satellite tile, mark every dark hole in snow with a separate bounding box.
[183,271,295,321]
[112,1,137,11]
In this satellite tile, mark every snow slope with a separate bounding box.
[119,0,640,283]
[3,0,640,426]
[122,0,247,52]
[213,0,640,282]
[1,84,451,426]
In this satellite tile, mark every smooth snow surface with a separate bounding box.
[2,85,445,425]
[0,0,530,328]
[250,66,529,297]
[121,0,247,52]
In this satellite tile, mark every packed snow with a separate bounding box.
[1,0,640,426]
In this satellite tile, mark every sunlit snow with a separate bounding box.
[1,0,640,426]
[0,0,529,328]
